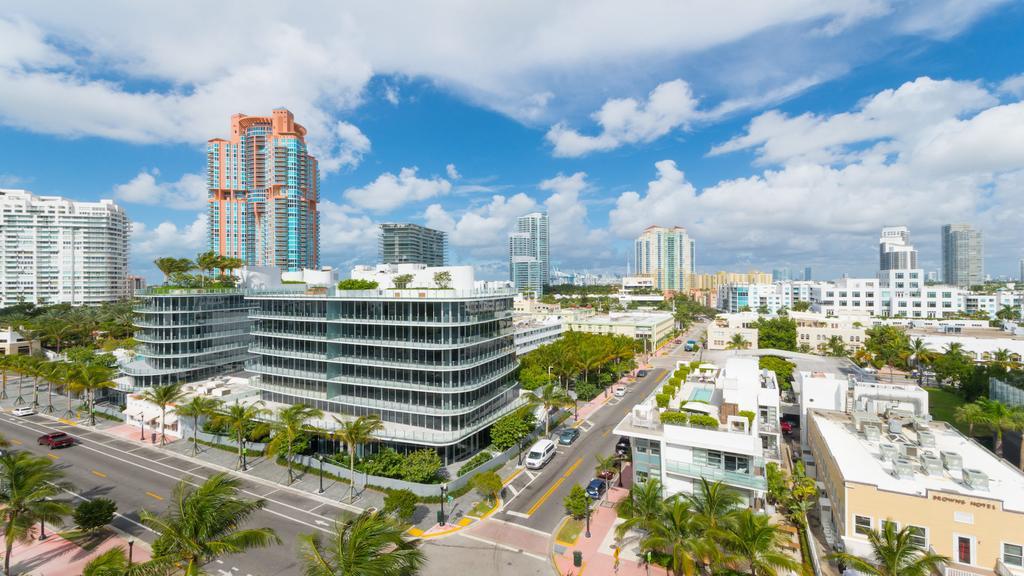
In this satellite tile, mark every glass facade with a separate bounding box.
[246,290,521,458]
[123,290,253,388]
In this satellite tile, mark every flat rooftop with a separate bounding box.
[907,327,1018,340]
[809,410,1024,512]
[569,312,673,326]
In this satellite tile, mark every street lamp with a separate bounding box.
[139,411,145,441]
[439,483,449,526]
[584,496,591,539]
[128,539,135,565]
[317,453,325,494]
[517,436,526,466]
[616,456,624,488]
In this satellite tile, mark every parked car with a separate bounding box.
[596,466,616,480]
[636,370,648,377]
[12,406,36,417]
[559,427,581,445]
[586,478,608,499]
[613,385,627,397]
[524,439,557,469]
[615,436,631,456]
[37,432,74,448]
[780,421,794,435]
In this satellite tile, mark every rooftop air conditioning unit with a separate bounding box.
[864,424,881,442]
[888,419,904,434]
[917,429,936,448]
[879,442,899,462]
[893,457,915,479]
[920,453,943,476]
[941,451,963,473]
[962,468,989,491]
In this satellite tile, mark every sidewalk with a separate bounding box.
[9,529,151,576]
[551,480,649,576]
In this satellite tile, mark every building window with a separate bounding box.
[635,471,649,484]
[854,515,872,536]
[1002,543,1023,567]
[908,526,927,549]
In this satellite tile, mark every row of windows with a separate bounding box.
[853,515,1023,567]
[256,354,516,388]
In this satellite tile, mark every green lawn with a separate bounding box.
[556,518,584,545]
[925,387,989,436]
[469,497,496,517]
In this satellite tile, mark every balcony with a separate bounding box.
[663,459,767,491]
[325,348,513,372]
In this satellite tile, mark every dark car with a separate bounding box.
[558,428,580,445]
[37,432,74,448]
[636,370,648,378]
[586,478,607,499]
[615,436,631,455]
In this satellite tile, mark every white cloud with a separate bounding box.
[320,121,371,173]
[999,73,1024,98]
[131,213,207,259]
[546,80,700,157]
[318,200,379,263]
[0,1,1004,154]
[446,163,461,180]
[383,84,400,105]
[0,174,27,187]
[344,167,451,212]
[424,193,538,257]
[113,169,206,210]
[538,172,609,258]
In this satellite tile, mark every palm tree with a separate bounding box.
[215,400,269,471]
[71,364,117,426]
[138,382,188,446]
[996,304,1021,322]
[0,355,13,400]
[943,342,965,357]
[990,348,1014,371]
[829,522,948,576]
[195,251,221,287]
[154,257,184,284]
[615,478,664,542]
[39,360,69,414]
[975,397,1024,458]
[954,402,986,437]
[82,545,131,576]
[723,509,800,576]
[0,451,74,576]
[175,395,222,456]
[826,335,847,357]
[138,473,280,575]
[13,355,42,408]
[333,414,384,503]
[685,477,742,537]
[594,454,618,482]
[266,403,324,484]
[726,333,750,350]
[523,383,573,436]
[639,497,712,576]
[39,320,73,356]
[907,338,934,370]
[298,511,425,576]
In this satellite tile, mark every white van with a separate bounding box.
[524,439,556,469]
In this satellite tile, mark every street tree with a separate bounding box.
[138,382,188,446]
[297,511,425,576]
[829,522,948,576]
[175,395,222,456]
[216,400,270,471]
[723,509,801,576]
[471,471,503,506]
[0,451,74,576]
[266,403,324,484]
[523,383,573,435]
[333,414,384,503]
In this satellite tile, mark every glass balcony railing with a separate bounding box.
[663,460,767,491]
[325,348,513,371]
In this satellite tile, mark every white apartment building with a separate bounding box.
[790,311,869,353]
[565,311,675,352]
[717,283,790,313]
[508,212,549,297]
[707,312,760,350]
[810,277,880,316]
[634,225,695,292]
[963,290,1023,319]
[350,263,475,291]
[614,358,782,504]
[0,189,129,306]
[513,315,564,355]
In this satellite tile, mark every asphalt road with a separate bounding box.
[496,321,708,533]
[0,410,365,576]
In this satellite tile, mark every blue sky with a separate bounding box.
[2,1,1023,282]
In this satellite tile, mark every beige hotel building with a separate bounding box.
[807,409,1024,575]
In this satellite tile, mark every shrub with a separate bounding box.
[246,423,271,443]
[491,408,536,451]
[458,451,494,477]
[401,449,444,483]
[337,279,379,290]
[472,471,504,505]
[655,393,670,409]
[662,384,675,396]
[688,414,719,428]
[74,498,117,533]
[202,419,227,435]
[383,489,419,523]
[668,377,681,388]
[738,410,756,426]
[659,411,689,426]
[359,448,405,478]
[564,485,590,520]
[574,380,600,401]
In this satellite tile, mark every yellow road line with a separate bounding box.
[601,429,610,438]
[145,491,164,501]
[91,470,107,478]
[525,457,582,517]
[502,467,524,485]
[47,453,59,460]
[58,418,78,426]
[10,439,22,446]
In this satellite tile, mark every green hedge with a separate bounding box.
[659,411,689,425]
[738,410,756,426]
[196,437,263,457]
[688,414,719,428]
[655,393,670,408]
[457,451,494,477]
[661,384,675,396]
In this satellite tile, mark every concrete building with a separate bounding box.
[790,311,868,353]
[350,263,474,291]
[565,311,675,353]
[635,225,695,292]
[128,275,147,294]
[0,189,129,307]
[121,289,253,390]
[772,267,792,282]
[807,408,1024,574]
[942,224,984,288]
[717,283,793,313]
[614,358,782,504]
[208,109,319,272]
[908,330,1024,364]
[379,223,447,267]
[125,374,258,440]
[0,328,41,357]
[804,266,813,281]
[513,315,564,355]
[879,225,917,271]
[707,312,760,350]
[245,284,522,461]
[509,212,549,298]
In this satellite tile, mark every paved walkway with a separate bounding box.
[552,484,649,576]
[9,529,151,576]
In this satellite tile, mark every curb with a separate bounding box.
[36,411,365,515]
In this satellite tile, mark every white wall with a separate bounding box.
[351,263,475,290]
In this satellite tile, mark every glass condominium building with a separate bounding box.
[122,289,253,389]
[207,109,319,272]
[941,223,984,288]
[246,286,522,461]
[634,225,695,291]
[379,223,447,267]
[508,212,549,297]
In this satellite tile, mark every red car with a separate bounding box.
[780,421,794,435]
[37,432,75,448]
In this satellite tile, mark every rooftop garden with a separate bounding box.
[153,252,242,290]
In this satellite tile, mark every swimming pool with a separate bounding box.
[689,387,713,403]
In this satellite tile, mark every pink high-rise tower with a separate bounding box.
[207,109,319,271]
